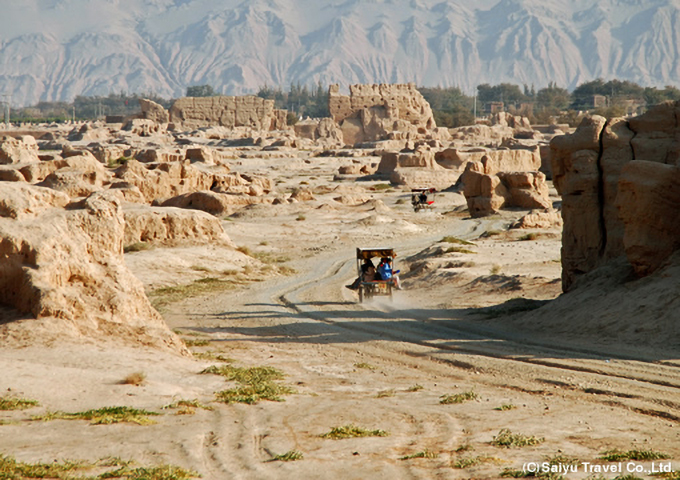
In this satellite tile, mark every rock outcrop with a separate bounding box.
[0,135,40,164]
[550,101,680,290]
[460,155,551,217]
[0,186,187,353]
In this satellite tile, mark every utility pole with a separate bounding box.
[1,94,10,126]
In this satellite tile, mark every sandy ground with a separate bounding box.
[1,153,679,479]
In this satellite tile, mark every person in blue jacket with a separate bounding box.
[377,257,402,290]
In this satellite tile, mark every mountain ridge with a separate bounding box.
[2,0,680,106]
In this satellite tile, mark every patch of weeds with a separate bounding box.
[120,372,146,386]
[401,450,438,460]
[490,264,502,275]
[441,236,475,245]
[599,449,670,461]
[150,277,237,308]
[192,352,234,363]
[406,384,424,392]
[252,252,291,264]
[371,183,393,191]
[440,390,478,404]
[33,406,160,425]
[202,365,284,384]
[480,230,502,238]
[377,389,395,398]
[320,424,389,440]
[544,454,579,466]
[204,364,295,405]
[445,246,476,254]
[495,404,517,411]
[354,362,376,370]
[259,241,269,246]
[184,338,210,347]
[0,396,39,411]
[123,242,150,253]
[456,444,474,453]
[0,455,87,479]
[236,245,252,256]
[278,265,297,276]
[162,399,213,415]
[296,214,306,221]
[453,455,499,469]
[491,429,544,448]
[269,451,303,462]
[99,463,200,479]
[519,232,540,241]
[651,472,680,480]
[215,383,296,404]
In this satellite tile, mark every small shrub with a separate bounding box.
[121,372,146,386]
[395,198,407,205]
[162,399,213,415]
[0,396,39,410]
[440,390,478,404]
[236,246,252,256]
[320,424,389,439]
[490,264,502,275]
[371,183,393,191]
[445,246,476,254]
[599,449,670,461]
[519,233,540,241]
[406,384,424,392]
[215,383,295,404]
[184,338,210,347]
[376,389,395,398]
[480,230,502,238]
[441,236,475,245]
[400,450,438,460]
[296,214,306,221]
[123,242,150,253]
[354,362,376,370]
[491,429,544,448]
[270,451,304,462]
[495,404,517,411]
[33,406,160,425]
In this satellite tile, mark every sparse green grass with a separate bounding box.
[406,384,424,392]
[121,372,146,386]
[495,404,517,411]
[124,242,151,253]
[599,449,670,461]
[215,383,296,404]
[519,232,540,241]
[98,463,200,479]
[456,444,474,453]
[184,338,211,347]
[440,390,478,404]
[270,451,304,462]
[296,214,306,221]
[320,424,389,440]
[162,399,213,415]
[544,454,579,466]
[400,450,439,460]
[192,352,235,363]
[201,365,284,384]
[480,230,502,238]
[149,277,239,308]
[252,252,291,264]
[371,183,393,191]
[651,472,680,480]
[445,246,477,254]
[453,455,499,468]
[354,362,376,370]
[33,406,160,425]
[441,236,475,245]
[0,396,39,410]
[377,389,395,398]
[203,364,295,405]
[491,429,544,448]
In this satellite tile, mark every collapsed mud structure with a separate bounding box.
[551,102,680,291]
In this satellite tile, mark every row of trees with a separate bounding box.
[10,79,680,127]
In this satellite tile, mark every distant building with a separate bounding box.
[485,101,504,114]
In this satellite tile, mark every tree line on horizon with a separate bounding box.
[9,79,680,128]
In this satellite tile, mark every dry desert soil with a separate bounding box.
[1,153,679,480]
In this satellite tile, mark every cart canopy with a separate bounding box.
[356,248,396,260]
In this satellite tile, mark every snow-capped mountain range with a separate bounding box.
[2,0,680,107]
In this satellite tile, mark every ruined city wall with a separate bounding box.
[169,96,287,131]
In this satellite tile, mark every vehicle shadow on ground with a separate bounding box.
[184,300,677,362]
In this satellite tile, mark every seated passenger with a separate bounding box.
[377,257,402,290]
